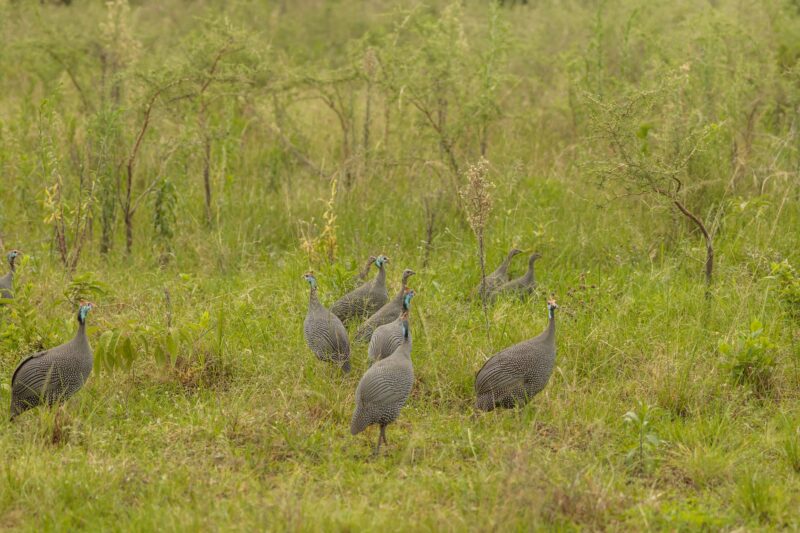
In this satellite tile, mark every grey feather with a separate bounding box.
[354,256,377,285]
[367,315,410,367]
[489,252,542,301]
[0,272,12,301]
[351,320,414,453]
[0,251,20,301]
[475,300,557,411]
[331,255,390,323]
[10,304,94,419]
[303,274,351,373]
[355,269,415,343]
[367,288,415,366]
[475,248,522,299]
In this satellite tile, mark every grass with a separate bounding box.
[0,0,799,530]
[1,175,798,530]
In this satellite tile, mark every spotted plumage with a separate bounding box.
[10,301,95,419]
[0,250,21,301]
[475,248,522,299]
[355,268,415,343]
[354,255,377,286]
[490,252,542,300]
[475,299,557,411]
[368,289,414,366]
[331,255,389,323]
[303,273,351,373]
[351,318,414,454]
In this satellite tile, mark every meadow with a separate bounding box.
[1,0,799,530]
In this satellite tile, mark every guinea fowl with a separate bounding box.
[490,252,542,300]
[351,317,414,455]
[303,273,351,374]
[331,255,389,323]
[355,269,415,343]
[475,248,522,299]
[368,289,415,366]
[353,255,377,286]
[10,301,95,419]
[0,250,21,301]
[475,298,558,411]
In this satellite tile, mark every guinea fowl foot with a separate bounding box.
[372,439,382,457]
[371,426,389,456]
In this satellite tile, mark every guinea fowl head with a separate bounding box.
[509,248,523,258]
[403,288,415,310]
[303,272,317,288]
[529,252,543,263]
[547,297,558,318]
[402,269,415,284]
[77,301,95,324]
[6,250,21,267]
[375,255,389,268]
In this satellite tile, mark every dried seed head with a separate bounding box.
[460,157,494,236]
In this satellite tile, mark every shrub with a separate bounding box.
[719,319,776,397]
[770,260,800,321]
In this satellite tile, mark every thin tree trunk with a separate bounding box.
[124,209,133,254]
[673,199,714,287]
[203,131,212,225]
[123,80,187,254]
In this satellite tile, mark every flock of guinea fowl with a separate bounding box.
[0,247,556,455]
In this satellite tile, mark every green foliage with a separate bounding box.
[771,260,800,321]
[63,272,110,305]
[785,427,800,473]
[95,309,211,372]
[0,284,47,356]
[88,106,125,254]
[719,319,777,396]
[152,177,178,264]
[623,401,663,472]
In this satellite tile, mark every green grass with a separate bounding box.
[1,0,800,530]
[1,181,798,530]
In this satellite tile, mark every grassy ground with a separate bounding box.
[1,174,799,530]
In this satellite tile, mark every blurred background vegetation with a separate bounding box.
[1,0,796,273]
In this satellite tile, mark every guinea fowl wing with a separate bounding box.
[475,347,525,396]
[12,349,50,386]
[331,282,372,319]
[356,362,413,407]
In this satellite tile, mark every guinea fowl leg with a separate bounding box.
[372,425,388,456]
[373,429,382,456]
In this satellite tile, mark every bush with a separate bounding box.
[719,319,776,397]
[770,260,800,322]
